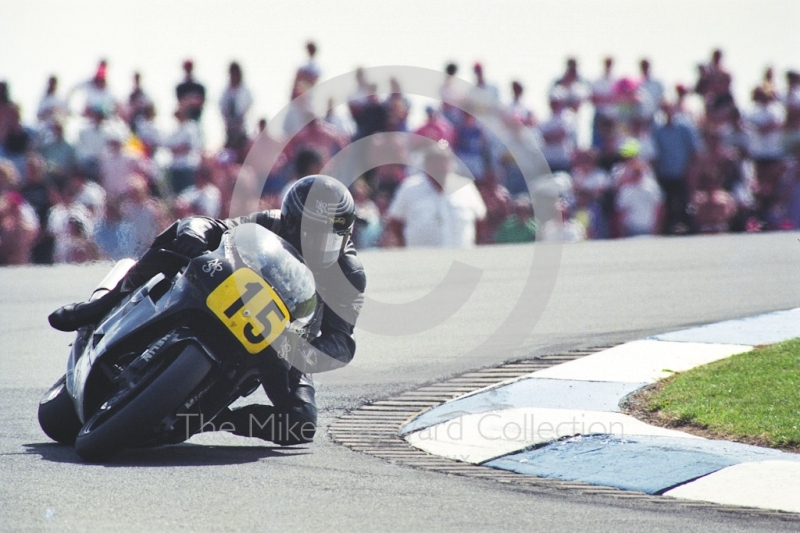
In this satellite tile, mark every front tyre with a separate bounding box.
[75,344,212,462]
[38,375,82,445]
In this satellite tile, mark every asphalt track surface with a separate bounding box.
[2,232,800,532]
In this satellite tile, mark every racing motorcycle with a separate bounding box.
[38,224,318,461]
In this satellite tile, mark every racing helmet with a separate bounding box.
[280,174,355,268]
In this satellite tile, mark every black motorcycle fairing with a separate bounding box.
[54,224,320,458]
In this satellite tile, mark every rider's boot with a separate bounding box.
[48,248,166,332]
[47,284,127,332]
[212,404,316,445]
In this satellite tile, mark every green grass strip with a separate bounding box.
[649,338,800,448]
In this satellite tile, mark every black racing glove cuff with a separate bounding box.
[173,216,224,258]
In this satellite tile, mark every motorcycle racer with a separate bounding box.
[48,174,366,446]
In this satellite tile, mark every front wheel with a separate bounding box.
[75,343,213,462]
[38,375,82,445]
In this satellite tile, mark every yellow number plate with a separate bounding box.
[206,268,290,354]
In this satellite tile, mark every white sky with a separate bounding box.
[1,0,797,149]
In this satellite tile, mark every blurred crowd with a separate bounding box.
[1,44,800,265]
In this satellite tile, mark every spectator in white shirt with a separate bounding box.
[68,170,106,224]
[551,57,589,113]
[219,61,253,152]
[46,182,94,263]
[295,41,321,87]
[469,62,500,114]
[133,103,160,158]
[75,107,108,180]
[613,152,664,237]
[785,70,800,106]
[537,87,577,173]
[591,57,618,147]
[164,107,203,194]
[638,59,665,123]
[70,61,117,119]
[784,71,800,156]
[747,86,785,162]
[37,76,68,138]
[747,86,786,221]
[99,125,144,201]
[388,144,486,248]
[439,63,465,128]
[509,81,536,127]
[120,173,168,257]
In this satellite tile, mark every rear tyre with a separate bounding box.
[38,375,82,445]
[74,343,212,462]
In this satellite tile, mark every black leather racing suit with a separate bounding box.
[151,210,366,445]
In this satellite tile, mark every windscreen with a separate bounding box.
[226,224,317,321]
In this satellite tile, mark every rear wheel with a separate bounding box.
[38,375,82,445]
[75,343,212,462]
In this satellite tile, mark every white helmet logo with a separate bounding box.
[315,200,328,215]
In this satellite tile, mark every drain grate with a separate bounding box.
[329,347,800,522]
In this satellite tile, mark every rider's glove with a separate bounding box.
[173,217,219,258]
